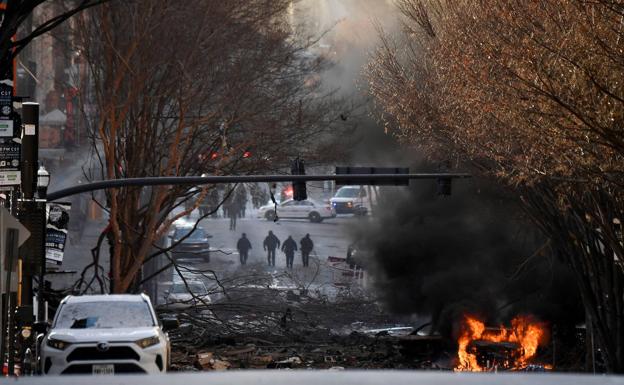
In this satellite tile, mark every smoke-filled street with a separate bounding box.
[1,0,623,381]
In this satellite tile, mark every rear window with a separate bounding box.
[54,301,155,329]
[174,227,207,241]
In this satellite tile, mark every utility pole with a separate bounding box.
[18,103,40,307]
[20,103,37,201]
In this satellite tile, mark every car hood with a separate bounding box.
[48,327,159,343]
[176,239,209,245]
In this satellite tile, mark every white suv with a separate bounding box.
[330,186,372,215]
[41,294,175,375]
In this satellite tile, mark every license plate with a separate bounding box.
[92,364,114,375]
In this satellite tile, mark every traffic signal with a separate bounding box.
[437,177,452,196]
[291,157,307,201]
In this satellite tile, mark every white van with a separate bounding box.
[330,186,374,215]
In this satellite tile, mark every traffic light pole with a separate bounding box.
[46,173,472,202]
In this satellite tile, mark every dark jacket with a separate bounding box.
[263,234,281,250]
[227,201,240,218]
[300,236,313,253]
[237,237,252,252]
[281,237,297,254]
[236,185,247,204]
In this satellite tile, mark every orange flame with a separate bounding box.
[455,315,547,371]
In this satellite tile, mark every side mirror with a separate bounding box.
[161,317,179,331]
[33,321,49,335]
[206,235,213,239]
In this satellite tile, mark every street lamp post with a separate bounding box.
[36,166,50,200]
[36,166,49,324]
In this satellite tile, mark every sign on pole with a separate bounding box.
[335,166,410,186]
[45,202,71,265]
[0,141,20,186]
[0,207,31,244]
[0,206,31,271]
[0,80,20,189]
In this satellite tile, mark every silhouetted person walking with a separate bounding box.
[263,231,280,266]
[281,235,297,269]
[208,189,220,218]
[300,233,314,267]
[236,185,248,218]
[228,201,239,231]
[237,233,252,265]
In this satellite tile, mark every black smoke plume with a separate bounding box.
[353,168,583,337]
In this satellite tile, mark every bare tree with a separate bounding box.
[368,0,624,372]
[74,0,346,294]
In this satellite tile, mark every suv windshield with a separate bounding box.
[335,188,361,198]
[54,301,155,329]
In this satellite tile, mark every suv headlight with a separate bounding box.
[47,337,71,350]
[135,335,160,349]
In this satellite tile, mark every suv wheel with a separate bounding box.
[265,211,276,221]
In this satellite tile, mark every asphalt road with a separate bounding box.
[163,210,369,302]
[200,213,354,266]
[12,370,624,385]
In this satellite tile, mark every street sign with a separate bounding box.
[45,202,71,265]
[0,207,31,246]
[0,206,31,271]
[0,83,12,120]
[335,167,410,186]
[0,120,13,137]
[0,140,20,187]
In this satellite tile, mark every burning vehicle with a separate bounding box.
[455,315,550,372]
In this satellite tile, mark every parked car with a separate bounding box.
[330,186,371,215]
[164,281,211,308]
[257,199,336,222]
[40,294,177,375]
[170,225,212,262]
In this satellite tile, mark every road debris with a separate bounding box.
[161,267,453,371]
